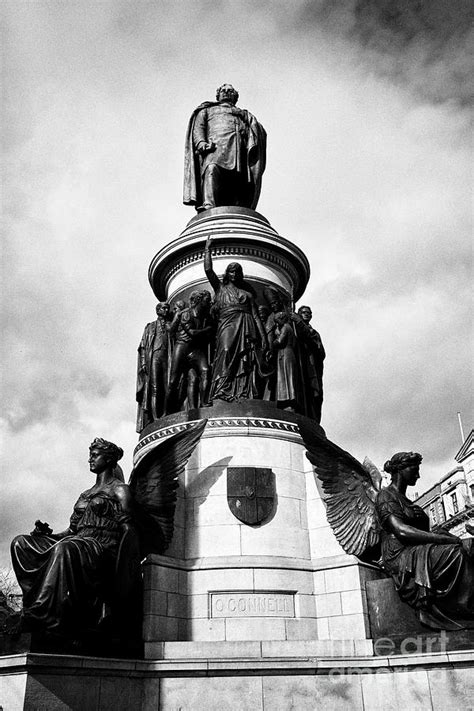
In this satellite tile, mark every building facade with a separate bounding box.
[415,429,474,537]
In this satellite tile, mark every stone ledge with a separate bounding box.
[143,553,374,572]
[2,647,473,677]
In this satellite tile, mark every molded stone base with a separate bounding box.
[136,403,385,646]
[1,643,473,710]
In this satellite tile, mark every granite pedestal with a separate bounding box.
[134,402,386,655]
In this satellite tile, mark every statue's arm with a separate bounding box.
[137,327,148,372]
[168,310,182,336]
[114,484,134,533]
[204,236,221,293]
[193,108,215,154]
[386,514,461,546]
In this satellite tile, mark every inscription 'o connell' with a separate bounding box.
[210,592,295,618]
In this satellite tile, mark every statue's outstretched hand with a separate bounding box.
[205,235,213,251]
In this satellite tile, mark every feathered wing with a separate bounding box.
[129,420,207,556]
[298,421,381,563]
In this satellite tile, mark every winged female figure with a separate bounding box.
[299,421,474,631]
[10,421,207,651]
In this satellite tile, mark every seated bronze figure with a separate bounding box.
[377,452,473,630]
[300,423,474,631]
[11,423,206,653]
[11,439,139,649]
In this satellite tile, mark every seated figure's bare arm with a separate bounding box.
[387,514,461,546]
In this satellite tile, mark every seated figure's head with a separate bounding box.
[89,438,124,480]
[216,84,239,105]
[384,452,423,487]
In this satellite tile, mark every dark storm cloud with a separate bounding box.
[297,0,474,105]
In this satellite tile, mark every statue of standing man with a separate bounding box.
[136,302,172,432]
[183,84,266,212]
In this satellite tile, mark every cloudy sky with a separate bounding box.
[2,0,473,567]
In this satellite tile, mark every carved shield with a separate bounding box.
[227,467,275,525]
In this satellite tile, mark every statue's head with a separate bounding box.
[274,311,288,327]
[297,305,312,323]
[258,304,270,322]
[89,438,124,479]
[200,289,212,308]
[263,287,283,313]
[384,452,422,486]
[223,262,244,284]
[216,84,239,105]
[189,290,203,307]
[156,302,170,318]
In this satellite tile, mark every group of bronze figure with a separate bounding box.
[6,84,474,654]
[10,435,474,651]
[136,237,325,432]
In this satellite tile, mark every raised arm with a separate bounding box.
[204,236,221,293]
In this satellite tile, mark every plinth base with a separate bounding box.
[136,403,383,646]
[1,641,473,710]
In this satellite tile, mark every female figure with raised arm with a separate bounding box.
[204,236,267,402]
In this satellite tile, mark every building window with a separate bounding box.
[429,505,437,525]
[451,492,459,515]
[438,500,446,523]
[470,484,474,501]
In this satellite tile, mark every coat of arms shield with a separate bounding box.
[227,467,275,525]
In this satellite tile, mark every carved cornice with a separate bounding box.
[134,416,302,465]
[134,420,202,464]
[165,244,298,288]
[148,207,310,302]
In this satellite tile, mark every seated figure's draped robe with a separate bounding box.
[376,485,474,630]
[11,487,130,634]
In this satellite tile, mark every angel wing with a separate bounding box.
[298,421,382,564]
[129,419,207,556]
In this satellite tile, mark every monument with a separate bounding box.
[2,84,473,710]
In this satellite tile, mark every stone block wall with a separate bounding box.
[142,416,387,651]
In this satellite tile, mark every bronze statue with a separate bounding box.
[11,439,138,646]
[300,424,474,631]
[377,452,473,630]
[262,287,289,349]
[165,290,213,414]
[183,84,266,212]
[136,302,172,432]
[269,312,299,411]
[295,305,325,423]
[261,291,325,421]
[204,236,267,402]
[10,424,207,651]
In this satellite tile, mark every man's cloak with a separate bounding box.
[183,101,266,210]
